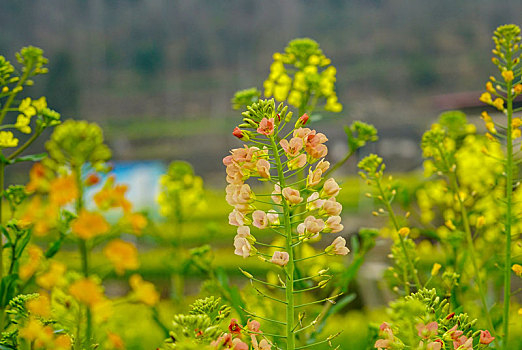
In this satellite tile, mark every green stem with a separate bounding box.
[322,150,354,179]
[376,178,421,291]
[503,71,513,350]
[7,129,42,161]
[74,165,93,347]
[270,136,295,350]
[449,175,496,337]
[0,65,32,125]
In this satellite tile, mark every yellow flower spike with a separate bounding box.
[512,264,522,276]
[502,70,515,82]
[480,92,493,104]
[431,263,442,276]
[0,131,19,148]
[493,97,504,111]
[398,227,410,237]
[445,220,456,230]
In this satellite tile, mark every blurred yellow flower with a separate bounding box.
[512,264,522,276]
[36,261,66,290]
[71,210,110,240]
[19,317,54,347]
[129,274,160,307]
[431,263,442,276]
[69,277,105,309]
[49,175,78,206]
[103,239,139,275]
[107,332,125,349]
[26,294,51,318]
[94,178,132,213]
[19,245,43,280]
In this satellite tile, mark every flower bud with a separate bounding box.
[295,113,310,128]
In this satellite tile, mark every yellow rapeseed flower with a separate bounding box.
[445,220,456,230]
[479,92,492,104]
[512,264,522,276]
[26,294,52,318]
[36,261,66,290]
[126,212,147,235]
[502,70,514,82]
[71,210,110,240]
[129,274,160,307]
[19,245,43,280]
[0,131,18,148]
[15,114,31,134]
[493,98,504,111]
[431,263,442,276]
[486,81,496,93]
[514,84,522,94]
[69,277,105,308]
[19,317,53,346]
[103,239,139,275]
[49,175,78,207]
[398,227,410,237]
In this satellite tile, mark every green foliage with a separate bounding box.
[231,88,261,110]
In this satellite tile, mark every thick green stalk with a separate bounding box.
[503,72,513,350]
[270,136,295,350]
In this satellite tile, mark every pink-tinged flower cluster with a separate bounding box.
[375,320,495,350]
[211,319,272,350]
[223,146,270,185]
[224,109,348,265]
[289,127,329,162]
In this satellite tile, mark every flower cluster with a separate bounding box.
[157,160,206,220]
[223,99,348,348]
[224,101,348,264]
[263,38,342,112]
[210,319,272,350]
[375,321,494,350]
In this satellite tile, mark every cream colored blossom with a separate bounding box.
[270,251,289,266]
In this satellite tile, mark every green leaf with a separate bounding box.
[10,153,47,164]
[45,238,63,259]
[0,274,19,308]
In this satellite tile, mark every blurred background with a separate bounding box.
[2,1,522,189]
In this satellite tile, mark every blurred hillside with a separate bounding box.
[1,0,521,181]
